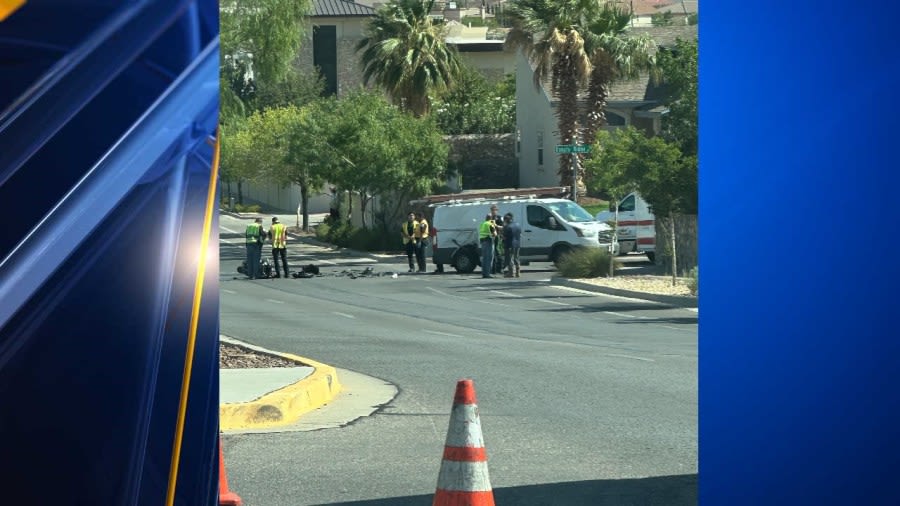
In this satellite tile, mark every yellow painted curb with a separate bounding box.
[220,352,342,431]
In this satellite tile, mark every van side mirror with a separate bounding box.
[547,217,558,229]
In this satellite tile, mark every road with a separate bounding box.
[219,213,697,505]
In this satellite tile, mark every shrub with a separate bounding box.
[315,221,405,252]
[556,247,619,278]
[233,203,261,213]
[687,266,699,296]
[315,222,331,242]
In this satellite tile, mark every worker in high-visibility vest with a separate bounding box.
[269,217,290,278]
[401,212,419,273]
[245,217,265,279]
[479,214,497,279]
[414,211,429,273]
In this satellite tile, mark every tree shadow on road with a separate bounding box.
[317,474,697,506]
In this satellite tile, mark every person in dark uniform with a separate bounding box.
[489,205,505,274]
[502,212,522,277]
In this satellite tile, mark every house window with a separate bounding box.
[537,131,543,166]
[313,25,338,96]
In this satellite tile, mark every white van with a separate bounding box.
[595,192,655,263]
[431,197,616,273]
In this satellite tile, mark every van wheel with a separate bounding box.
[551,245,573,266]
[453,249,478,274]
[646,252,655,263]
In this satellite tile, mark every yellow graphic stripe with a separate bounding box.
[166,130,220,506]
[0,0,25,22]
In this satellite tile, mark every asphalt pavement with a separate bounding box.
[218,212,697,506]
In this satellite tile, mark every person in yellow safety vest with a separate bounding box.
[244,217,265,279]
[269,217,290,278]
[401,211,419,273]
[414,211,429,273]
[479,214,497,279]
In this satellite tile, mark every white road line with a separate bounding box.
[264,299,284,304]
[659,325,693,331]
[332,312,356,319]
[604,353,655,362]
[604,311,644,319]
[424,330,463,338]
[221,225,240,234]
[427,287,511,308]
[222,289,237,294]
[490,290,522,298]
[535,298,571,306]
[550,285,665,304]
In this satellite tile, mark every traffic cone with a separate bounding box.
[433,379,495,506]
[218,435,243,506]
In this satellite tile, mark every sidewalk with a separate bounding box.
[219,336,341,432]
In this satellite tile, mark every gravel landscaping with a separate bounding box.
[572,275,697,297]
[220,342,300,369]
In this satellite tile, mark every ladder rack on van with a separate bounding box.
[410,187,569,207]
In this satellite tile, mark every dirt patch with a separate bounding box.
[220,342,301,369]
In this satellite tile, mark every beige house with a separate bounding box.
[515,24,698,188]
[296,0,377,97]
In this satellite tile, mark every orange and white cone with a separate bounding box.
[433,379,495,506]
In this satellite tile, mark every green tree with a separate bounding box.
[237,106,331,230]
[356,0,462,117]
[586,127,691,284]
[317,92,448,229]
[250,66,325,111]
[657,37,698,158]
[432,67,515,134]
[219,118,260,206]
[220,0,312,122]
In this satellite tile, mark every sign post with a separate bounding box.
[555,145,591,201]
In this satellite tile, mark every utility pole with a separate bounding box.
[572,155,578,202]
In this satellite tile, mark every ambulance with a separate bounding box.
[595,192,656,263]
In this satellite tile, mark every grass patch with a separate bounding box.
[581,203,609,216]
[556,247,619,278]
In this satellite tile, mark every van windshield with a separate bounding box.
[548,201,595,223]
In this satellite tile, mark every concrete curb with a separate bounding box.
[550,277,699,309]
[219,336,342,431]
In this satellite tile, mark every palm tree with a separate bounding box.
[356,0,461,117]
[506,0,595,194]
[507,0,657,195]
[582,2,657,147]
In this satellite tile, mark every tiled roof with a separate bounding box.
[312,0,376,17]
